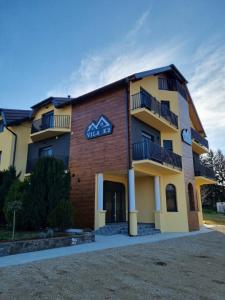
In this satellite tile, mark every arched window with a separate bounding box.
[166,184,177,212]
[188,183,195,211]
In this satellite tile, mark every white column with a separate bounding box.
[129,169,136,211]
[154,176,161,211]
[97,173,104,210]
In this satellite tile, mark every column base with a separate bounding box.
[96,210,106,229]
[154,211,162,230]
[129,210,138,236]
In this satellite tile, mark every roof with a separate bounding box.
[31,97,71,110]
[130,64,188,83]
[0,108,32,126]
[67,64,188,106]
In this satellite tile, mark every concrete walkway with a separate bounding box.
[0,227,212,268]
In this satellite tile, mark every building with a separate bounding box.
[0,64,216,235]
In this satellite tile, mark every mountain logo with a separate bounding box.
[181,128,192,145]
[85,115,113,140]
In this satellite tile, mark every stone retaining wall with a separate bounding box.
[0,231,95,257]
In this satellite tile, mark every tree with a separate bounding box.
[0,166,19,224]
[47,199,73,231]
[201,149,225,208]
[26,157,71,230]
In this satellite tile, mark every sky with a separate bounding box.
[0,0,225,150]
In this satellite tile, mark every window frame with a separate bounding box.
[166,184,178,212]
[39,146,53,158]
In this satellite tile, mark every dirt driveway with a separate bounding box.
[0,227,225,300]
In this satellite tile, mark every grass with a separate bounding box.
[0,228,39,242]
[203,208,225,225]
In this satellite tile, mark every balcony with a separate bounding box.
[132,140,182,175]
[26,155,69,174]
[131,91,178,132]
[31,115,71,142]
[191,128,209,154]
[193,158,216,185]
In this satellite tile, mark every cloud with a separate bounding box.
[48,10,224,151]
[188,38,225,151]
[48,10,184,98]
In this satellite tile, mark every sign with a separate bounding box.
[181,129,192,145]
[85,115,113,140]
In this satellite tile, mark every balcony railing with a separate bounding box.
[31,115,70,134]
[132,140,182,170]
[131,91,178,128]
[191,128,209,149]
[193,159,215,180]
[26,155,69,174]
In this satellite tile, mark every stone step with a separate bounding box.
[95,223,160,236]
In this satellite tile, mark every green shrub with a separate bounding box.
[26,157,71,230]
[3,179,26,226]
[0,166,19,224]
[47,199,73,231]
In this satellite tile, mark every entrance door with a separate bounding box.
[103,181,126,223]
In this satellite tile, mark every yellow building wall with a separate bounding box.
[159,173,189,232]
[0,128,14,171]
[13,121,31,179]
[0,121,31,179]
[33,104,72,123]
[130,76,182,155]
[130,76,190,232]
[135,176,155,223]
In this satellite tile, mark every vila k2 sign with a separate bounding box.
[85,115,113,140]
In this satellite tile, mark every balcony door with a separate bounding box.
[103,181,126,224]
[142,132,154,159]
[42,111,54,130]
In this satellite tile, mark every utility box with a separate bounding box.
[216,202,225,213]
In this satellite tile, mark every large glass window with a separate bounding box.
[39,146,53,158]
[188,183,195,211]
[42,111,54,129]
[166,184,178,212]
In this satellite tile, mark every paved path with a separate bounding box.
[0,227,212,268]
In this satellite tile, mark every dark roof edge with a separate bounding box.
[67,78,128,106]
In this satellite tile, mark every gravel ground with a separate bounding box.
[0,227,225,300]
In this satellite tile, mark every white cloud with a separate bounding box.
[188,39,225,151]
[48,10,184,98]
[48,11,225,151]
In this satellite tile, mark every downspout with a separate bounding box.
[6,126,17,167]
[125,81,132,236]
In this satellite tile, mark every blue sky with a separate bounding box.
[0,0,225,150]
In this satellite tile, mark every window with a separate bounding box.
[163,140,173,152]
[0,121,4,133]
[158,78,168,90]
[166,184,178,212]
[188,183,195,211]
[39,146,53,158]
[142,132,154,143]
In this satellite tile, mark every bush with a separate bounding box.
[47,199,73,231]
[0,166,19,224]
[3,179,26,227]
[25,157,71,230]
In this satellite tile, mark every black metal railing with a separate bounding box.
[131,91,178,128]
[26,155,69,173]
[191,128,209,149]
[132,140,182,170]
[31,115,70,134]
[193,158,215,180]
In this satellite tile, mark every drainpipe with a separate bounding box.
[6,126,17,167]
[125,82,132,236]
